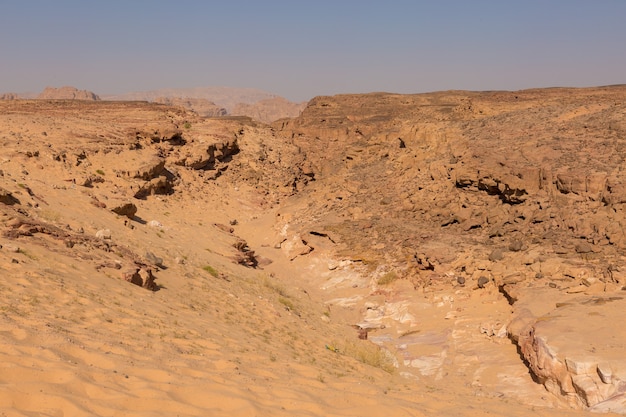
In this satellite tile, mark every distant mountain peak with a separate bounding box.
[37,86,100,101]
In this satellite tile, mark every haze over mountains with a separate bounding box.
[1,85,307,123]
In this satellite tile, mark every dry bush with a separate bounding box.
[337,339,396,373]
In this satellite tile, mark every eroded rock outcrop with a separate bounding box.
[37,86,100,100]
[508,290,626,410]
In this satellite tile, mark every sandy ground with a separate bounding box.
[0,194,605,416]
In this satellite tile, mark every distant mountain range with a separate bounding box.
[101,86,283,113]
[1,86,308,123]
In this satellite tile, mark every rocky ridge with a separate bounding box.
[270,86,626,411]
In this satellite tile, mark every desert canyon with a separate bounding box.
[1,85,626,416]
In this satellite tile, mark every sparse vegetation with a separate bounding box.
[278,296,295,311]
[183,122,192,129]
[339,339,396,374]
[39,209,61,222]
[377,271,399,286]
[202,265,219,277]
[262,274,288,297]
[96,169,105,175]
[17,248,37,260]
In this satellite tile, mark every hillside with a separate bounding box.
[1,88,626,415]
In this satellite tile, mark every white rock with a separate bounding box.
[597,362,613,384]
[95,229,111,240]
[565,357,597,375]
[2,243,19,253]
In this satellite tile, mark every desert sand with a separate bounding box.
[1,88,625,416]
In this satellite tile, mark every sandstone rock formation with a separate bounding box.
[271,86,626,410]
[37,86,100,100]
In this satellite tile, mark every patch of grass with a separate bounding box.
[262,275,288,297]
[95,169,105,175]
[183,122,192,129]
[341,340,396,374]
[278,296,295,311]
[39,209,61,222]
[18,248,38,261]
[202,265,219,277]
[377,271,399,286]
[27,295,40,306]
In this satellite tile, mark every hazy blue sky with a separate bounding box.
[1,1,625,101]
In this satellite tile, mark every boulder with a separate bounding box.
[111,202,138,219]
[121,267,157,290]
[134,176,172,199]
[144,251,164,268]
[0,187,19,205]
[132,157,166,180]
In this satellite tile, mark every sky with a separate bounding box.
[1,0,625,101]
